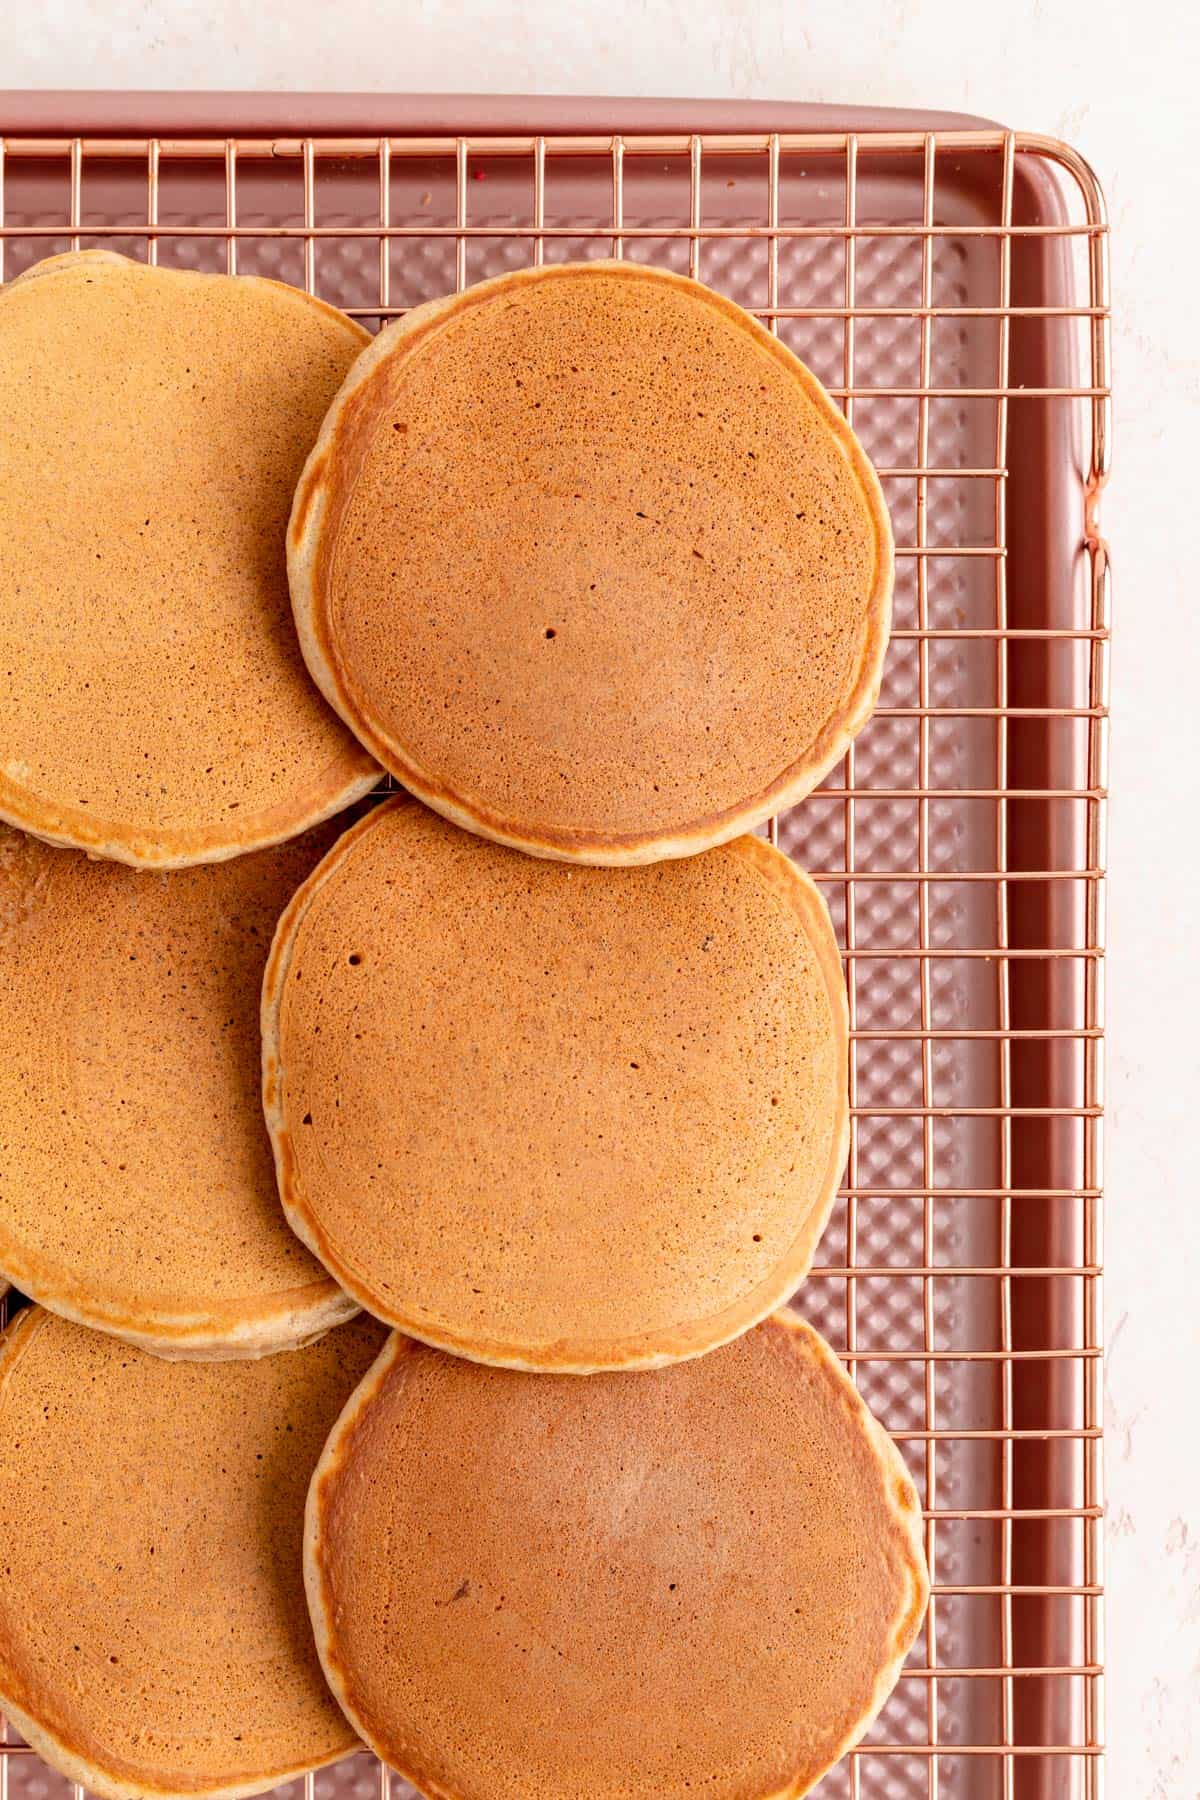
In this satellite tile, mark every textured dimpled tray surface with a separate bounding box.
[0,96,1109,1800]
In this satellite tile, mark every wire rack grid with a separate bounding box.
[0,117,1110,1800]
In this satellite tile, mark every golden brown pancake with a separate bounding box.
[0,820,359,1357]
[263,796,848,1371]
[0,1307,386,1800]
[307,1315,928,1800]
[0,250,378,867]
[289,260,892,865]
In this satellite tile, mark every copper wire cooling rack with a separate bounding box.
[0,98,1110,1800]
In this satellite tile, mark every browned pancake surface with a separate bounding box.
[263,798,848,1370]
[0,1308,387,1800]
[290,261,891,862]
[0,251,378,866]
[0,820,357,1356]
[307,1316,928,1800]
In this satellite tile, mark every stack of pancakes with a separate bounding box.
[0,251,924,1800]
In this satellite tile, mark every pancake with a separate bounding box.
[0,1307,387,1800]
[289,260,892,865]
[0,250,378,868]
[307,1314,929,1800]
[0,819,360,1358]
[263,796,848,1371]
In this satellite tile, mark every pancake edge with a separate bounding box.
[262,795,849,1372]
[0,1256,360,1361]
[287,258,894,866]
[0,1308,363,1800]
[0,250,381,870]
[303,1314,930,1800]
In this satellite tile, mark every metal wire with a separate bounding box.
[0,122,1110,1798]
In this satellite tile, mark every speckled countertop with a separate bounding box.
[1,0,1197,1794]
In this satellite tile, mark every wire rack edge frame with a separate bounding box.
[0,106,1111,1800]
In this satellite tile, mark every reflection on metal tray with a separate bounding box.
[0,93,1110,1800]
